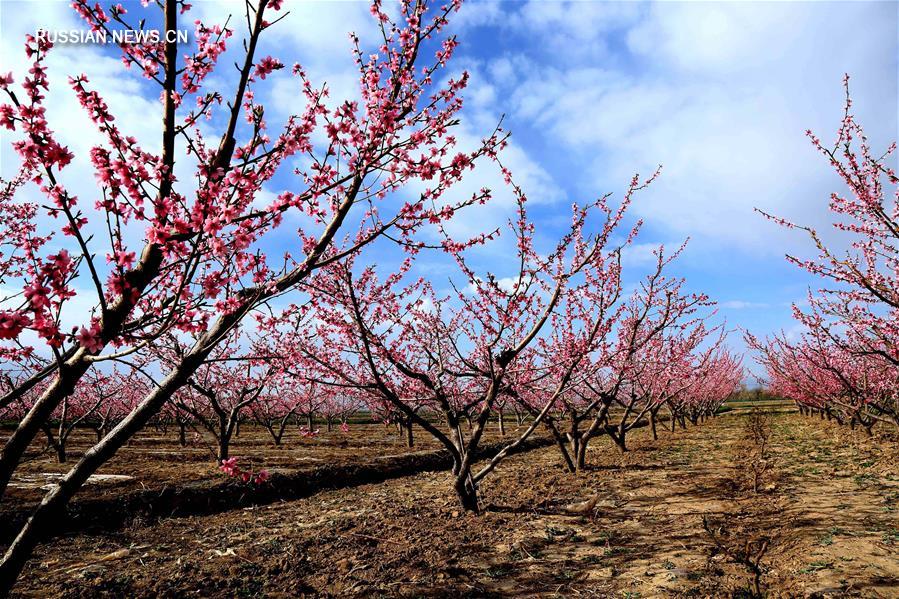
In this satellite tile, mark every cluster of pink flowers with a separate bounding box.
[0,311,30,340]
[74,319,104,353]
[253,56,283,81]
[219,457,270,485]
[182,21,232,94]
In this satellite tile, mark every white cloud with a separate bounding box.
[720,301,769,310]
[620,241,660,267]
[454,1,897,257]
[454,1,504,29]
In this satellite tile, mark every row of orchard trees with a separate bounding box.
[0,0,739,590]
[1,225,742,471]
[3,296,739,470]
[748,78,899,436]
[0,337,362,466]
[272,190,742,508]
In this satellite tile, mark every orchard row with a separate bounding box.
[748,78,899,436]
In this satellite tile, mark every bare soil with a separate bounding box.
[8,412,899,598]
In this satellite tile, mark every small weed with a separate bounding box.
[545,526,574,542]
[801,561,832,573]
[818,527,843,546]
[853,473,877,487]
[509,548,527,562]
[602,546,631,558]
[881,528,899,545]
[557,569,576,581]
[484,564,513,579]
[261,538,285,556]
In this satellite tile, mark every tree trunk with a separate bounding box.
[217,417,231,464]
[178,422,187,447]
[453,475,478,512]
[515,407,525,426]
[547,423,576,474]
[609,426,627,453]
[55,443,66,465]
[306,413,314,431]
[218,437,229,463]
[41,425,66,465]
[650,411,658,440]
[575,439,588,471]
[405,417,414,448]
[497,410,505,436]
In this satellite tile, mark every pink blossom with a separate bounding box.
[0,311,30,340]
[219,457,240,477]
[75,320,104,353]
[253,56,283,80]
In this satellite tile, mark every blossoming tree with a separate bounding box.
[287,170,656,510]
[0,0,510,588]
[751,77,899,434]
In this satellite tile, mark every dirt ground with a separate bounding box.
[9,412,899,598]
[3,421,504,507]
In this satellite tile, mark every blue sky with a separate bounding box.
[1,0,897,380]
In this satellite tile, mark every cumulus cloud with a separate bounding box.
[453,0,897,257]
[720,301,770,310]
